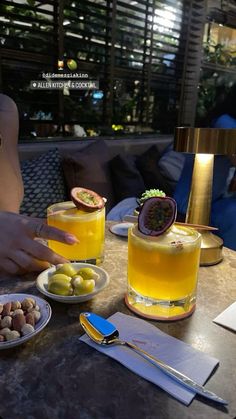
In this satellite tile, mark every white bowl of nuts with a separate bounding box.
[0,294,51,350]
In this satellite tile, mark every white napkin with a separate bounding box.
[80,312,219,405]
[213,301,236,331]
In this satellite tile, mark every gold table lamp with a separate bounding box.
[174,127,236,266]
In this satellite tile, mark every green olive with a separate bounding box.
[48,282,73,296]
[48,273,71,286]
[78,267,99,281]
[73,279,95,295]
[55,263,77,277]
[48,273,73,296]
[72,275,83,287]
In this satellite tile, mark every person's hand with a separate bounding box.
[0,212,79,274]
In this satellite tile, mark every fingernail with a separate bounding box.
[65,234,79,244]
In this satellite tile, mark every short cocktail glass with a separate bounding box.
[126,224,201,320]
[47,201,105,265]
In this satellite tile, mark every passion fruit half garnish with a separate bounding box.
[71,187,105,212]
[138,196,177,236]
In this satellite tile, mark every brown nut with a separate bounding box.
[12,309,24,317]
[21,324,34,336]
[0,304,3,314]
[2,302,12,316]
[0,327,11,337]
[30,310,41,323]
[11,300,21,311]
[27,307,34,313]
[5,330,20,341]
[21,298,36,311]
[1,315,12,329]
[12,313,26,332]
[25,313,35,327]
[27,305,39,313]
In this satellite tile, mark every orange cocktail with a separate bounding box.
[126,224,201,320]
[47,201,105,264]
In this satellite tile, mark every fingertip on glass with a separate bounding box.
[65,234,80,244]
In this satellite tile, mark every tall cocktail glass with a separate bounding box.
[126,224,201,320]
[47,201,105,265]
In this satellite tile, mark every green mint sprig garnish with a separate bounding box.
[139,189,166,205]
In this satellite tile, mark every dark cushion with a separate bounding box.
[61,140,115,212]
[211,197,236,250]
[158,145,185,190]
[20,148,68,218]
[136,145,173,196]
[220,166,236,198]
[110,153,146,202]
[173,154,232,215]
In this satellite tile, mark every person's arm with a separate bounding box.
[0,95,81,275]
[0,212,79,274]
[0,94,24,212]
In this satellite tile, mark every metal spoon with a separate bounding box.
[80,312,227,405]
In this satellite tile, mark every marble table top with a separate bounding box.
[0,222,236,419]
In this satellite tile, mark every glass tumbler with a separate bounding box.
[47,201,105,265]
[126,224,201,320]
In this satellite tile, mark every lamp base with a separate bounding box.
[199,231,223,266]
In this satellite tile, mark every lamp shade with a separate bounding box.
[174,127,236,155]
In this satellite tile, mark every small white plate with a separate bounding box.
[0,293,51,350]
[109,222,133,238]
[36,263,109,304]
